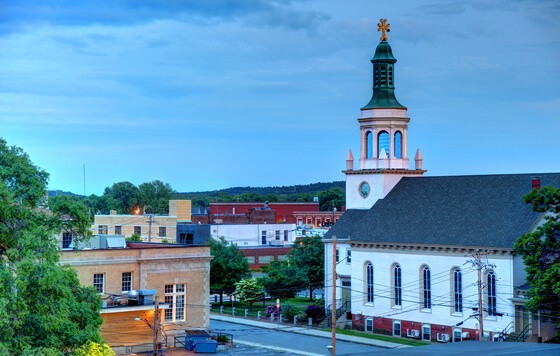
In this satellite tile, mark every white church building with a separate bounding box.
[323,21,560,343]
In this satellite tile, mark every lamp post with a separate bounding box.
[231,294,235,316]
[276,298,280,327]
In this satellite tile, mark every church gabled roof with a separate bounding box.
[326,173,560,249]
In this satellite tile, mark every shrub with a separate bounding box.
[304,304,325,320]
[216,335,229,343]
[265,304,282,317]
[281,304,301,321]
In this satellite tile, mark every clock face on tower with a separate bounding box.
[359,181,370,198]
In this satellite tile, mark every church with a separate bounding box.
[323,20,560,343]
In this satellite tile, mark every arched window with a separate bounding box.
[366,131,373,158]
[394,131,402,158]
[366,263,374,303]
[487,271,497,316]
[422,266,431,309]
[453,268,462,313]
[377,131,390,157]
[393,320,401,336]
[394,264,402,306]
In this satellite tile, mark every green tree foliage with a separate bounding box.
[318,187,344,212]
[260,260,307,300]
[208,237,251,304]
[514,186,560,324]
[233,278,265,311]
[138,180,175,214]
[72,341,115,356]
[49,195,93,242]
[103,181,140,214]
[126,233,142,242]
[0,138,104,354]
[288,235,325,300]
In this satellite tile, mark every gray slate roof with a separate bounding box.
[325,173,560,248]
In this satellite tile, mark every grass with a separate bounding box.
[211,296,323,318]
[325,328,430,346]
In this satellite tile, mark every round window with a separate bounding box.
[359,182,370,198]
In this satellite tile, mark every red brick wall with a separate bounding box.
[210,202,319,224]
[240,247,292,270]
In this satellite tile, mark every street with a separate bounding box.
[210,319,385,356]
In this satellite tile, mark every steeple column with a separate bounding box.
[403,128,408,159]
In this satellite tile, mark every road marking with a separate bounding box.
[235,340,324,356]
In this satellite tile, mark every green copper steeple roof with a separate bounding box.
[362,40,406,109]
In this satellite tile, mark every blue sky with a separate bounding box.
[1,0,559,195]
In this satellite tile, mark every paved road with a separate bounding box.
[210,319,385,356]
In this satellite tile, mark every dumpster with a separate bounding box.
[184,330,217,353]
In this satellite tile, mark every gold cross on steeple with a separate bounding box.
[377,19,390,41]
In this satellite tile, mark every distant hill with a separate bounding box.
[48,190,83,198]
[179,181,345,196]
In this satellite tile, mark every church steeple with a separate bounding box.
[362,19,405,109]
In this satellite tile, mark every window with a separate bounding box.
[246,256,256,264]
[393,321,401,337]
[365,318,373,332]
[283,230,289,242]
[366,131,373,158]
[159,227,166,237]
[62,232,73,249]
[179,233,194,244]
[115,225,122,235]
[98,225,108,234]
[453,268,463,313]
[165,284,186,322]
[422,266,431,309]
[261,230,267,244]
[394,131,402,158]
[487,271,497,316]
[377,131,390,157]
[366,263,374,303]
[93,273,104,293]
[422,324,431,341]
[259,255,274,264]
[275,230,280,240]
[307,218,312,224]
[122,272,132,292]
[346,249,351,263]
[335,248,339,263]
[394,264,402,306]
[134,226,141,235]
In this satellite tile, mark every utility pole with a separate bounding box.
[146,214,154,242]
[153,296,160,356]
[331,236,337,355]
[466,249,495,342]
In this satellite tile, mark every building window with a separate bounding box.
[98,225,108,234]
[394,264,402,306]
[377,131,390,157]
[62,232,73,249]
[422,324,431,341]
[93,273,104,293]
[422,266,431,309]
[122,272,132,293]
[335,248,339,263]
[283,230,289,242]
[134,226,141,235]
[487,271,497,316]
[366,131,373,158]
[394,131,402,158]
[346,249,351,263]
[307,218,312,224]
[115,225,122,235]
[365,318,373,332]
[261,230,267,244]
[165,283,186,322]
[366,263,374,303]
[258,255,274,264]
[454,268,463,313]
[159,227,166,237]
[275,230,280,240]
[179,233,194,244]
[393,320,401,337]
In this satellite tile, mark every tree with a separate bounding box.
[260,260,307,300]
[49,195,93,242]
[208,237,251,305]
[0,138,104,354]
[318,187,344,212]
[138,180,175,214]
[233,278,265,311]
[103,181,140,214]
[514,186,560,325]
[288,235,325,301]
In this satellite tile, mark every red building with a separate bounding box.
[210,202,320,224]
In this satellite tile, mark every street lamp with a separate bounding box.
[276,298,280,327]
[134,296,161,356]
[231,294,235,316]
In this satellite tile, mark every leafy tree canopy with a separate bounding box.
[0,138,103,354]
[208,237,251,302]
[138,180,175,214]
[260,260,307,300]
[233,278,265,311]
[514,186,560,324]
[288,235,325,300]
[318,187,344,212]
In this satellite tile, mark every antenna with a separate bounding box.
[83,164,86,196]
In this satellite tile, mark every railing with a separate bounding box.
[496,321,513,341]
[326,301,349,327]
[513,323,531,342]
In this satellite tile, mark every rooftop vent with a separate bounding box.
[532,177,541,190]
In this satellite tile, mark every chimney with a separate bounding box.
[531,177,541,190]
[414,149,423,170]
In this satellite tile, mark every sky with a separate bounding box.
[1,0,559,195]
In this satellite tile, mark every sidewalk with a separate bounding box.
[211,314,409,349]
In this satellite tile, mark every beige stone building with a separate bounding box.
[93,200,192,242]
[60,241,211,352]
